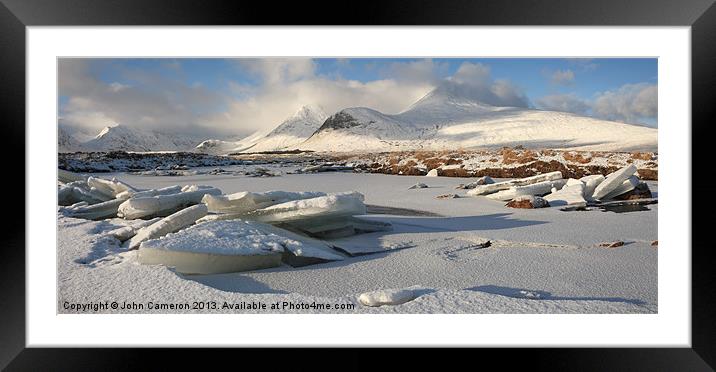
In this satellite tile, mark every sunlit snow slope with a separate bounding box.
[301,85,657,152]
[196,105,328,154]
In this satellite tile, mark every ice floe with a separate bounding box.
[543,180,587,207]
[138,219,345,274]
[592,164,637,200]
[126,204,208,250]
[467,171,563,196]
[117,186,221,219]
[485,179,567,201]
[202,190,325,214]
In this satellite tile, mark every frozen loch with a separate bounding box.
[57,166,657,314]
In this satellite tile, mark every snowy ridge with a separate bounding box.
[302,86,657,152]
[62,125,207,152]
[196,105,328,154]
[58,125,83,153]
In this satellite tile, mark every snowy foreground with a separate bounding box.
[58,169,657,314]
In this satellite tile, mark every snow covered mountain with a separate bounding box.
[301,85,658,152]
[59,125,207,152]
[58,125,83,153]
[195,105,328,154]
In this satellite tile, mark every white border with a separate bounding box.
[27,27,690,347]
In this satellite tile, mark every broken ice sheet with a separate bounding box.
[467,171,563,196]
[126,204,208,250]
[202,190,326,214]
[485,179,567,201]
[118,186,221,219]
[138,219,345,274]
[543,180,586,207]
[592,164,637,200]
[247,191,367,223]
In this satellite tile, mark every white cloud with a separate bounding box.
[58,59,229,137]
[237,58,316,85]
[536,83,657,125]
[536,93,590,115]
[441,62,529,108]
[383,59,448,84]
[549,69,575,86]
[200,76,434,134]
[58,59,531,138]
[592,83,657,124]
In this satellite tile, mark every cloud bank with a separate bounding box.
[536,83,657,125]
[58,58,657,140]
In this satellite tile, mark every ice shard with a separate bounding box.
[138,220,289,274]
[544,180,587,207]
[202,190,326,214]
[592,164,637,200]
[467,171,563,196]
[485,179,567,201]
[126,204,209,250]
[118,187,221,219]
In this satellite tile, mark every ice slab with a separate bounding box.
[602,175,639,200]
[485,179,567,201]
[592,164,637,200]
[58,198,127,220]
[58,181,113,206]
[358,287,423,307]
[108,217,161,241]
[247,192,367,223]
[251,221,345,261]
[116,185,184,200]
[426,169,439,177]
[118,187,221,219]
[457,176,495,189]
[87,177,136,199]
[467,171,563,196]
[544,182,586,207]
[139,219,344,268]
[127,204,208,250]
[58,169,86,184]
[580,175,605,200]
[137,248,282,275]
[202,190,325,214]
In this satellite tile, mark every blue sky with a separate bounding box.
[58,58,658,136]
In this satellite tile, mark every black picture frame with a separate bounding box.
[1,0,713,370]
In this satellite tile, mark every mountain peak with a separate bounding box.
[407,83,496,112]
[292,104,327,120]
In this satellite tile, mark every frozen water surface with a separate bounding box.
[58,168,657,313]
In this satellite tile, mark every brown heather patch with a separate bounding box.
[475,160,620,179]
[439,168,474,177]
[444,158,463,165]
[636,169,658,180]
[631,152,654,161]
[506,199,536,209]
[489,158,499,162]
[540,149,557,157]
[403,159,418,167]
[502,148,537,165]
[422,157,446,170]
[413,151,435,162]
[562,151,592,164]
[388,157,400,165]
[644,161,657,167]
